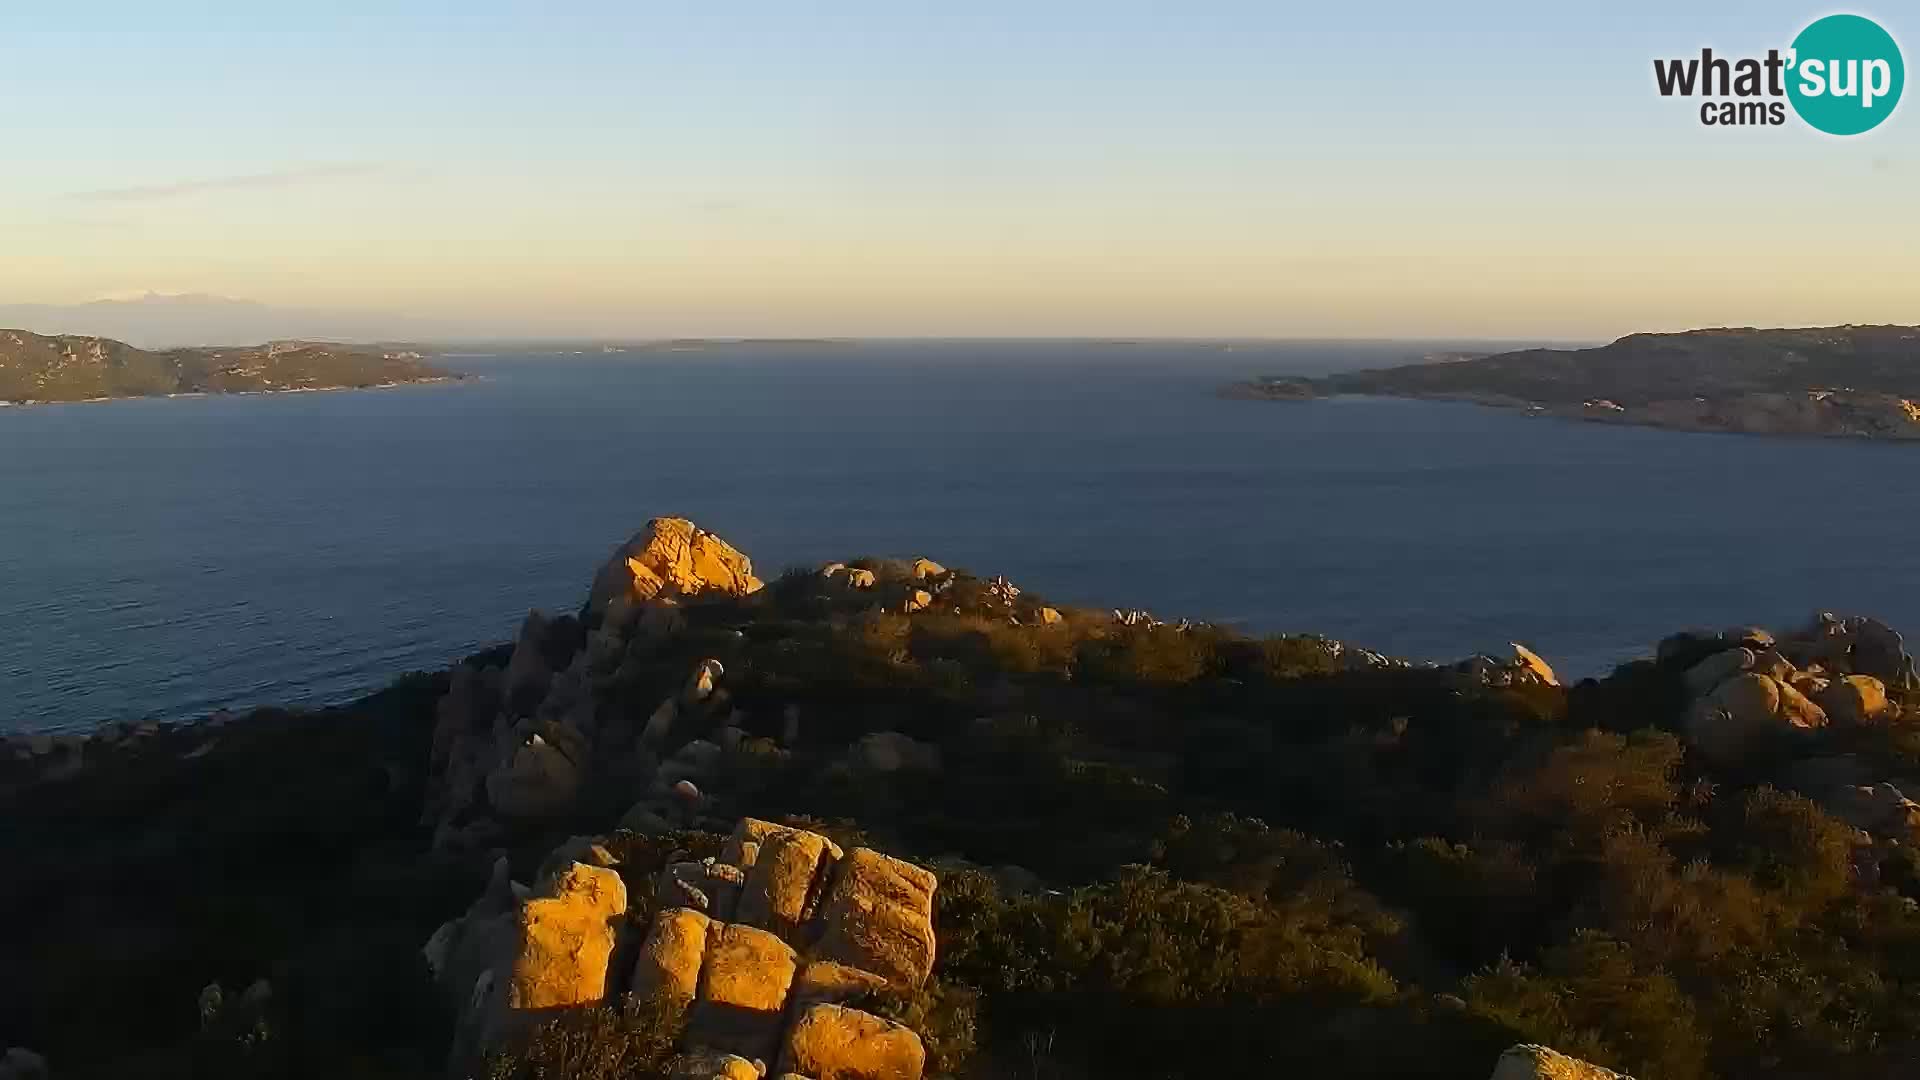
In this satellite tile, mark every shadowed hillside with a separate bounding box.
[6,518,1920,1079]
[0,329,453,404]
[1227,326,1920,439]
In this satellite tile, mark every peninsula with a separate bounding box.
[0,329,454,405]
[1226,325,1920,439]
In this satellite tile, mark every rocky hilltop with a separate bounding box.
[0,328,452,404]
[7,517,1920,1079]
[1227,325,1920,439]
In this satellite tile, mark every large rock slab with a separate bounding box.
[813,849,938,988]
[1489,1044,1632,1080]
[780,1003,926,1080]
[588,518,762,614]
[505,862,628,1011]
[424,665,503,832]
[737,828,834,938]
[689,923,797,1059]
[1816,674,1891,727]
[1750,647,1796,683]
[721,816,787,868]
[669,1052,763,1080]
[1511,643,1559,687]
[422,856,522,1015]
[1656,630,1721,667]
[1775,677,1828,730]
[638,602,688,641]
[430,664,489,769]
[632,907,713,1008]
[485,726,584,821]
[1824,782,1920,841]
[503,611,556,708]
[1847,616,1919,690]
[1785,613,1920,690]
[791,960,889,1009]
[1682,647,1752,697]
[1686,673,1825,763]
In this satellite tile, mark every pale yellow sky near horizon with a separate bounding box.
[4,4,1915,341]
[9,176,1911,341]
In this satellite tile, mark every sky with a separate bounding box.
[1,1,1914,341]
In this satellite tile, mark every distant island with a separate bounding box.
[1225,325,1920,439]
[0,328,456,405]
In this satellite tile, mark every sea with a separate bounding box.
[5,340,1920,736]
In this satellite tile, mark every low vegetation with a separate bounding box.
[7,551,1920,1078]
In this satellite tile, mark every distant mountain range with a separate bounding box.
[0,293,449,350]
[1225,325,1920,439]
[0,328,453,405]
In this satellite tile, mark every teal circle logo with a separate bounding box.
[1787,14,1904,135]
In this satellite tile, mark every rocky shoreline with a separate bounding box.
[0,374,466,409]
[1225,381,1920,440]
[8,517,1920,1079]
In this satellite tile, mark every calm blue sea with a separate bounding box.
[5,340,1920,735]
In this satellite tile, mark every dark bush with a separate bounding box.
[483,995,681,1080]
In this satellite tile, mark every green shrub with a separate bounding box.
[1383,837,1543,970]
[1076,626,1215,686]
[910,615,1078,677]
[1254,635,1342,680]
[1701,938,1900,1075]
[940,865,1393,1005]
[483,995,681,1080]
[1464,931,1710,1080]
[1885,845,1920,898]
[1479,729,1685,851]
[1715,786,1855,911]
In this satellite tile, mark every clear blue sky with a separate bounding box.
[2,2,1913,338]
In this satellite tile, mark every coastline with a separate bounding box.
[0,373,468,410]
[1226,384,1920,442]
[1223,325,1920,442]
